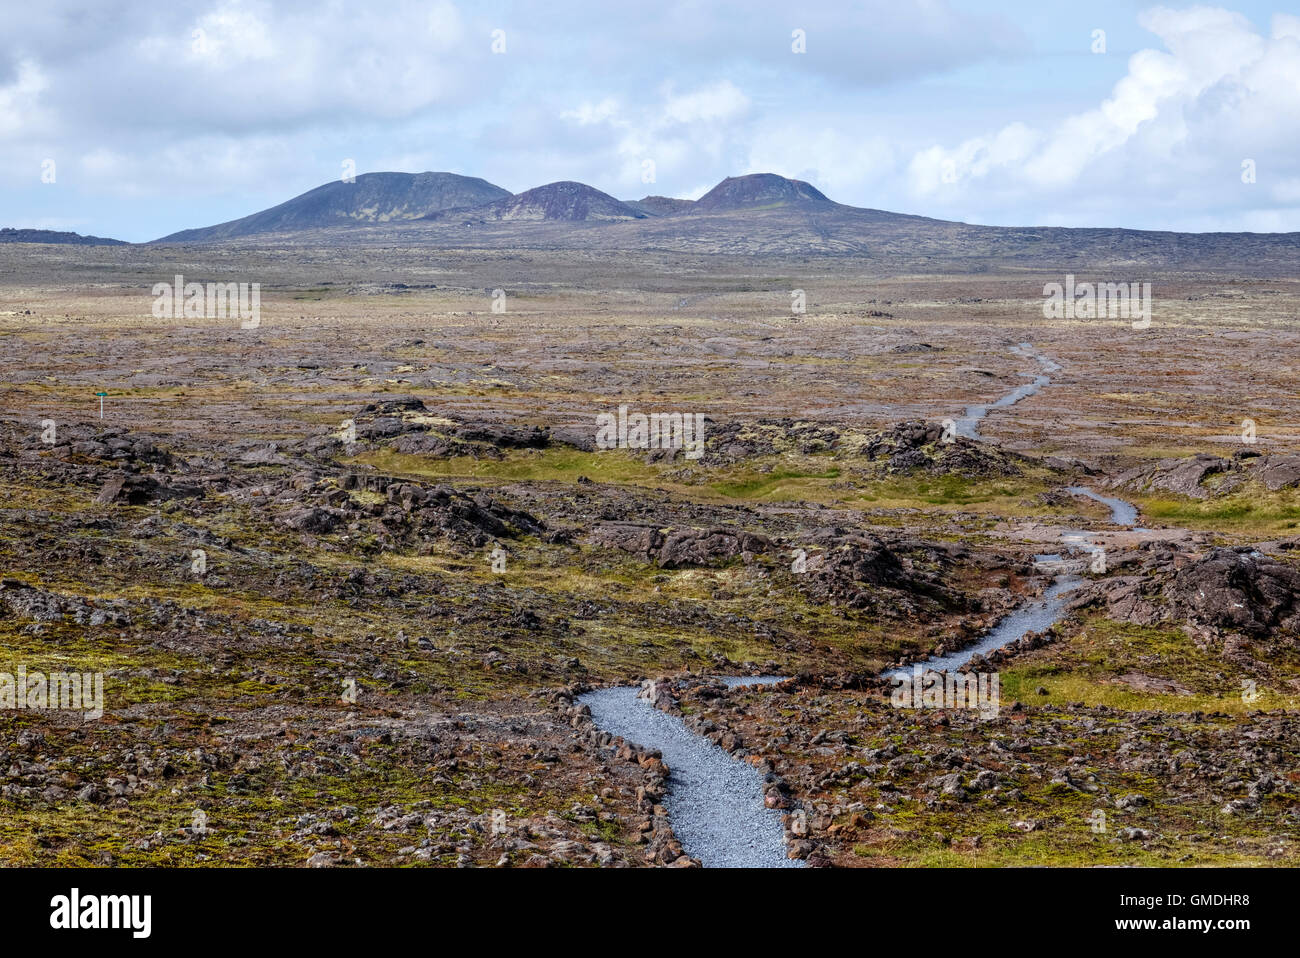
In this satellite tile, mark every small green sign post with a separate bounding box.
[95,391,107,419]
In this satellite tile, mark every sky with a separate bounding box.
[1,0,1298,242]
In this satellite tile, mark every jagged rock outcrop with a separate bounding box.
[1109,454,1229,498]
[1252,455,1300,492]
[586,523,770,568]
[799,535,968,616]
[859,420,1023,477]
[95,472,204,505]
[1073,545,1300,637]
[1109,451,1300,498]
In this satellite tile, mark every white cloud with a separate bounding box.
[190,2,276,62]
[0,60,49,139]
[1273,178,1300,204]
[425,0,466,49]
[556,81,752,194]
[904,5,1300,228]
[661,81,749,125]
[561,98,620,126]
[1,1,1296,237]
[747,126,897,199]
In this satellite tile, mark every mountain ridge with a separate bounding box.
[132,171,1300,273]
[156,172,511,243]
[430,181,646,223]
[0,227,128,246]
[692,173,832,213]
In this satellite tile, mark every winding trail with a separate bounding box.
[898,343,1140,674]
[580,342,1138,866]
[885,575,1084,677]
[1065,485,1141,528]
[578,683,800,868]
[953,343,1060,440]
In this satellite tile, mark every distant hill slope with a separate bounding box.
[692,173,831,213]
[622,196,696,217]
[445,181,646,222]
[154,172,510,242]
[0,227,128,246]
[145,171,1300,274]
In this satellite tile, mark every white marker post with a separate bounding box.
[95,391,107,419]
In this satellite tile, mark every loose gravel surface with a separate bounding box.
[955,343,1059,439]
[1066,485,1141,526]
[579,686,801,868]
[576,342,1145,867]
[886,574,1084,677]
[719,675,789,688]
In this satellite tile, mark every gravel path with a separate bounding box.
[884,574,1084,677]
[1065,485,1141,527]
[720,675,788,688]
[578,685,801,868]
[954,342,1060,439]
[930,344,1141,675]
[577,344,1141,867]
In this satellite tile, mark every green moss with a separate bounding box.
[999,614,1300,713]
[1132,484,1300,537]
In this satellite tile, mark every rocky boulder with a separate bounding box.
[280,506,345,534]
[800,535,963,615]
[1074,546,1300,637]
[586,523,664,561]
[859,420,1023,477]
[95,472,204,505]
[449,422,549,449]
[1169,549,1300,635]
[656,528,771,569]
[1107,451,1300,499]
[1253,455,1300,492]
[1109,454,1229,499]
[586,523,770,568]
